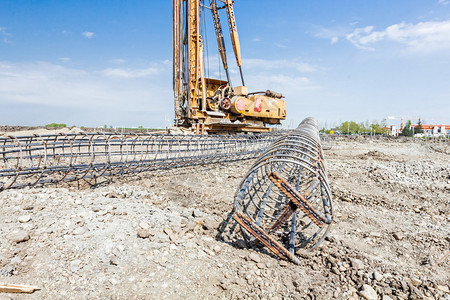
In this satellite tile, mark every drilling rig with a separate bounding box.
[173,0,286,133]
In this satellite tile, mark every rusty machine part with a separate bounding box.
[220,117,333,264]
[0,132,280,191]
[173,0,286,133]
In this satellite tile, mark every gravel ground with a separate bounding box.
[0,137,449,299]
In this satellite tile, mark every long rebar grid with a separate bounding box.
[221,117,333,264]
[0,132,278,191]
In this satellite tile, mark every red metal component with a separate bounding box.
[220,98,232,111]
[254,98,262,112]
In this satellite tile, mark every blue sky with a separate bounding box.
[1,0,449,128]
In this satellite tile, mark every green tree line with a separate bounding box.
[324,120,390,135]
[322,118,426,136]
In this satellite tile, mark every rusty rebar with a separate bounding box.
[0,132,279,191]
[221,117,333,264]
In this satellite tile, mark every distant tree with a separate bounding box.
[359,122,365,134]
[416,118,424,134]
[340,121,362,134]
[340,121,349,134]
[402,120,413,137]
[45,123,66,128]
[380,118,389,135]
[370,121,381,135]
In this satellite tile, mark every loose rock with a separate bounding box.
[350,258,364,270]
[7,230,30,243]
[249,253,261,263]
[18,215,31,223]
[393,232,404,241]
[137,228,151,239]
[359,284,378,300]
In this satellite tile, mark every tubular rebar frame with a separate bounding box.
[0,132,279,191]
[222,118,333,264]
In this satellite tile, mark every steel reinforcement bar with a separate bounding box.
[0,132,279,191]
[220,117,333,264]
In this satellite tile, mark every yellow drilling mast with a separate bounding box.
[173,0,286,134]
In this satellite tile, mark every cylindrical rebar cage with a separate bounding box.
[225,117,333,264]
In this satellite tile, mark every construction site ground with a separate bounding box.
[0,136,449,299]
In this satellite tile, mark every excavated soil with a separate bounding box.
[0,137,449,299]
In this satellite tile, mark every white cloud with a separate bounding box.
[346,20,450,52]
[82,31,95,39]
[0,61,171,127]
[438,0,449,5]
[101,67,160,78]
[346,26,378,50]
[59,57,71,62]
[312,26,347,44]
[252,37,261,42]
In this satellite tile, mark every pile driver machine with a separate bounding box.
[173,0,286,133]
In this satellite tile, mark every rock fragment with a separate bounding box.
[373,271,383,281]
[256,262,266,269]
[350,258,364,270]
[410,277,422,286]
[437,285,450,293]
[279,260,288,267]
[359,284,378,300]
[393,232,404,241]
[18,215,31,223]
[7,230,30,243]
[109,255,118,266]
[106,192,119,198]
[248,253,261,263]
[137,228,151,239]
[201,218,217,230]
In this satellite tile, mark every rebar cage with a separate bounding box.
[0,132,280,191]
[222,118,333,264]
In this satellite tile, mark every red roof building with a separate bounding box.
[411,124,450,136]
